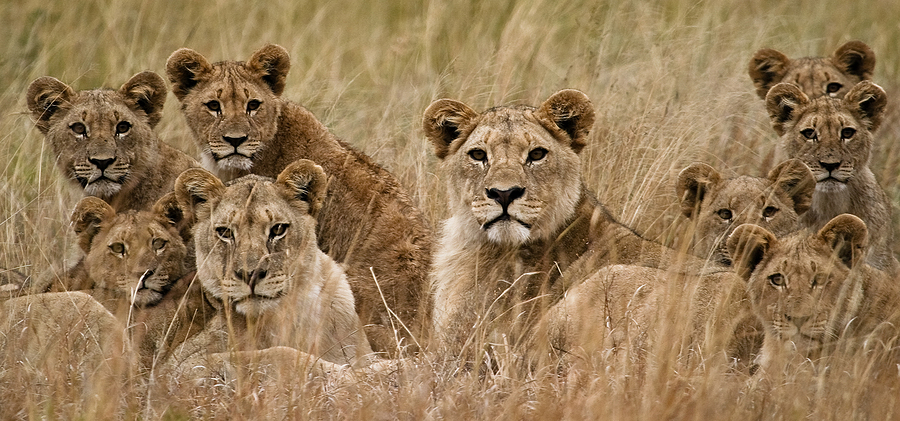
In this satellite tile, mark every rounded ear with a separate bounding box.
[166,48,213,101]
[422,99,479,160]
[536,89,595,154]
[276,159,328,217]
[675,162,721,219]
[71,197,115,254]
[832,41,875,80]
[26,76,75,134]
[765,82,809,136]
[748,48,791,99]
[767,159,815,215]
[119,71,167,128]
[843,81,887,132]
[174,168,225,223]
[246,44,291,96]
[727,224,778,281]
[152,192,192,242]
[817,214,868,269]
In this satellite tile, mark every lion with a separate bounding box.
[765,80,898,274]
[165,44,431,355]
[676,159,815,266]
[423,89,717,358]
[727,214,900,374]
[26,71,199,212]
[166,160,372,382]
[748,40,875,100]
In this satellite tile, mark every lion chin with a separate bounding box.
[485,220,531,246]
[815,179,848,194]
[234,297,280,318]
[83,179,123,198]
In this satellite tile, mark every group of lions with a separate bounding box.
[3,40,899,394]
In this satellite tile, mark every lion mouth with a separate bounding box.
[482,213,532,231]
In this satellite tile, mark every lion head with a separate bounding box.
[749,41,875,99]
[422,89,594,246]
[166,44,289,178]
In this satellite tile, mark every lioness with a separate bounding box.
[765,80,898,273]
[749,41,875,100]
[26,71,199,212]
[727,214,899,374]
[166,45,431,354]
[676,159,815,265]
[168,160,372,379]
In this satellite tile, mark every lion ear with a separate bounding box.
[71,197,115,254]
[844,81,887,132]
[422,99,479,160]
[536,89,595,154]
[174,168,225,223]
[152,192,192,242]
[26,76,75,134]
[832,41,875,81]
[765,82,809,136]
[676,163,721,219]
[748,48,791,100]
[166,48,214,101]
[119,71,167,128]
[767,159,815,215]
[818,214,868,269]
[276,159,328,217]
[247,44,291,96]
[727,224,778,281]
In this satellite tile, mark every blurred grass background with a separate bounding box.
[1,0,899,418]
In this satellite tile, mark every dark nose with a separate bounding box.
[223,135,248,148]
[486,187,526,209]
[785,314,810,329]
[234,268,268,288]
[90,157,115,171]
[820,161,840,173]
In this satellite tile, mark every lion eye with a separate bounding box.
[528,148,548,162]
[768,273,784,287]
[115,121,131,135]
[70,122,87,136]
[151,238,167,251]
[716,209,733,220]
[468,149,487,162]
[762,206,779,219]
[800,129,817,140]
[826,82,842,94]
[109,242,125,256]
[269,223,289,240]
[247,100,261,113]
[215,226,234,242]
[841,127,856,140]
[206,100,222,113]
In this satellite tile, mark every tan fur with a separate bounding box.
[166,45,431,355]
[676,159,815,265]
[728,214,900,374]
[766,81,898,273]
[167,161,372,380]
[423,90,711,357]
[26,71,199,212]
[749,41,875,99]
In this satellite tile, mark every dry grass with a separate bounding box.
[2,0,900,419]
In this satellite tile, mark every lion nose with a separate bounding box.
[785,314,810,329]
[223,135,248,148]
[234,268,268,288]
[90,157,116,171]
[820,161,840,173]
[486,187,526,209]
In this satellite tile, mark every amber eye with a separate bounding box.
[528,148,548,162]
[841,127,856,140]
[206,100,221,112]
[768,273,784,287]
[269,223,289,240]
[716,209,732,220]
[826,82,842,94]
[468,149,487,162]
[762,206,779,219]
[247,100,261,112]
[215,226,234,241]
[151,238,167,251]
[109,243,125,256]
[115,121,131,135]
[70,122,87,136]
[800,129,816,140]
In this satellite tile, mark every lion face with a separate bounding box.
[176,160,326,318]
[166,45,289,177]
[423,90,595,246]
[749,41,875,100]
[72,194,187,307]
[728,214,869,357]
[27,72,167,199]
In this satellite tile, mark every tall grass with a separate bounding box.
[2,0,900,418]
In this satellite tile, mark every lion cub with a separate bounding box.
[728,214,899,374]
[166,45,431,355]
[26,71,199,212]
[167,160,372,379]
[676,159,814,266]
[749,40,875,100]
[765,80,898,273]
